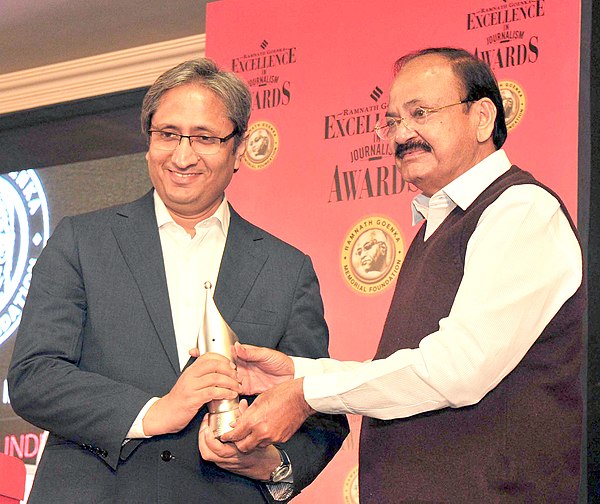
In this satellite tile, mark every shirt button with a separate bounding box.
[160,450,174,462]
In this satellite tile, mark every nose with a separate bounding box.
[392,118,417,143]
[171,137,199,168]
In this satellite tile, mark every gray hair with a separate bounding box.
[141,59,252,149]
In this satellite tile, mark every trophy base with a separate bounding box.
[209,409,239,439]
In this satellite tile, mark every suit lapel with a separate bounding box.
[110,191,180,375]
[214,206,268,325]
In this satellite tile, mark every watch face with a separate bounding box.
[271,464,292,483]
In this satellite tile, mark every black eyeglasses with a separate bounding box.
[147,128,238,155]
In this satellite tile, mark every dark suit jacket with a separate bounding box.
[8,191,348,504]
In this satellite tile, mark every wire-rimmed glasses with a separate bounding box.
[375,100,471,140]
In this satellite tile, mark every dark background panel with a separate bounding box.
[0,89,149,174]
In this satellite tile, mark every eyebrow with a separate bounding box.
[150,122,217,134]
[385,98,430,117]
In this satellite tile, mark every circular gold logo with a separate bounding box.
[343,465,359,504]
[498,80,525,131]
[243,121,279,170]
[341,216,404,295]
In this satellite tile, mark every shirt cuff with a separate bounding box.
[126,397,160,439]
[292,356,326,378]
[302,374,349,415]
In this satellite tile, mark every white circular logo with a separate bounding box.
[0,170,49,345]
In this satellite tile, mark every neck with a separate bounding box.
[168,197,224,237]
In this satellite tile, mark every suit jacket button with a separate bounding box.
[160,450,174,462]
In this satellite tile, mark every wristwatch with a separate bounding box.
[269,448,292,483]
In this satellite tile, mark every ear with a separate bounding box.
[233,135,248,173]
[474,98,497,144]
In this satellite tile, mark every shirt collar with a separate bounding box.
[153,191,231,236]
[411,149,511,225]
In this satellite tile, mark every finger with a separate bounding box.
[201,384,241,404]
[200,412,211,431]
[233,342,249,360]
[201,424,222,452]
[208,436,239,457]
[199,416,231,458]
[238,399,249,414]
[235,343,268,363]
[175,383,239,410]
[191,354,238,376]
[233,435,262,453]
[200,351,235,363]
[220,420,246,443]
[227,399,248,429]
[198,416,212,458]
[203,423,241,458]
[181,375,242,401]
[199,434,229,464]
[183,367,242,393]
[233,341,243,358]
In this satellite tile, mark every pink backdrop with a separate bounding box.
[206,0,582,501]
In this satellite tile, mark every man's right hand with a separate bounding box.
[142,352,241,436]
[220,378,314,452]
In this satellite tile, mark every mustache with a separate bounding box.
[395,140,432,159]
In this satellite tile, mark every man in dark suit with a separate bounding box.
[8,59,348,503]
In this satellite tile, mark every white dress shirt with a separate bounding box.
[156,193,229,369]
[295,149,583,419]
[127,193,229,437]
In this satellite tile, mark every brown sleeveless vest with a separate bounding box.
[358,167,584,503]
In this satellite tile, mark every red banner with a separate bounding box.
[206,1,581,501]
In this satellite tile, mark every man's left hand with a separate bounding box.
[199,412,280,481]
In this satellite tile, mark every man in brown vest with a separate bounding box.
[221,48,585,503]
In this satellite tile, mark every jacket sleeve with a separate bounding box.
[7,217,153,470]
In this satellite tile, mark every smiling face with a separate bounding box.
[145,83,245,229]
[388,54,494,197]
